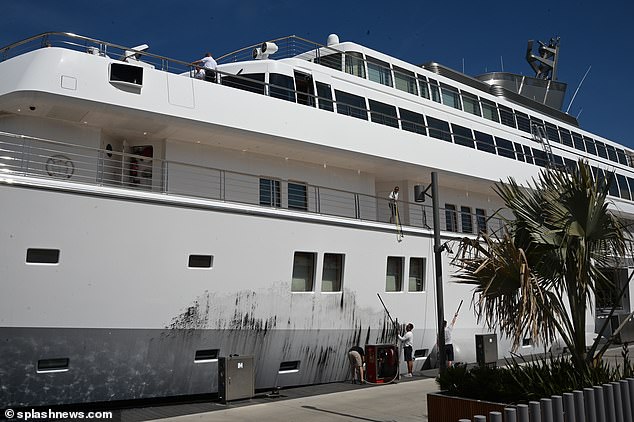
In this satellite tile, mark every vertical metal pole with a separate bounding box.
[563,392,576,422]
[594,385,606,422]
[552,395,564,422]
[504,407,517,422]
[620,380,632,422]
[529,401,542,422]
[489,411,502,422]
[604,384,616,422]
[627,378,634,419]
[541,398,554,422]
[431,172,446,372]
[517,404,529,422]
[573,390,586,422]
[612,381,624,422]
[583,388,596,422]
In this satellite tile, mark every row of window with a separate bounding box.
[445,206,487,234]
[291,252,426,293]
[312,51,632,168]
[25,248,217,268]
[223,72,633,191]
[256,79,634,202]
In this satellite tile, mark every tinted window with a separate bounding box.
[514,143,526,162]
[288,182,307,210]
[441,83,461,109]
[606,145,618,162]
[545,123,560,143]
[617,149,629,166]
[399,108,426,135]
[394,67,417,95]
[428,78,441,103]
[462,93,481,116]
[317,53,342,71]
[498,105,516,128]
[292,252,315,292]
[269,73,295,102]
[495,137,515,159]
[564,158,577,172]
[222,73,265,94]
[617,174,631,200]
[481,100,499,122]
[515,112,531,133]
[418,76,429,99]
[559,128,573,147]
[344,52,365,78]
[427,116,451,141]
[369,99,398,128]
[335,90,367,120]
[584,137,597,155]
[523,145,534,164]
[572,132,585,151]
[460,206,473,233]
[451,124,474,148]
[367,56,391,86]
[445,204,458,232]
[474,131,495,154]
[316,82,334,111]
[595,140,607,159]
[532,148,548,167]
[606,171,620,197]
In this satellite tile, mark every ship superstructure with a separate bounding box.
[0,32,632,406]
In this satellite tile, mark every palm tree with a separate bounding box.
[454,160,630,372]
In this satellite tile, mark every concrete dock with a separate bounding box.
[117,373,440,422]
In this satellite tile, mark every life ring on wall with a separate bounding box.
[46,155,75,179]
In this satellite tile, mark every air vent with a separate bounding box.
[195,349,219,363]
[26,248,60,264]
[278,360,300,374]
[37,358,69,373]
[188,254,213,268]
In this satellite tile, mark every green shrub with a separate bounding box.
[437,350,634,404]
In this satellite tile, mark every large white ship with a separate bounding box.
[1,32,632,407]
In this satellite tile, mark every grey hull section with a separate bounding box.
[1,325,395,406]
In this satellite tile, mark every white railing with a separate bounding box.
[0,131,503,235]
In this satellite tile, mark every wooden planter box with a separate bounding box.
[427,392,507,422]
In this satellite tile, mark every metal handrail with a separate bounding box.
[0,131,504,235]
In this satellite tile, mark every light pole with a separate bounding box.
[415,171,447,372]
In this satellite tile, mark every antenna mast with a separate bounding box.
[566,65,592,114]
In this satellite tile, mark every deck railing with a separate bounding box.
[0,131,504,236]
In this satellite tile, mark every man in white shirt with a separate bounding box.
[388,186,399,223]
[397,323,414,377]
[193,53,217,81]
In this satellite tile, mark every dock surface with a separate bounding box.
[120,375,438,422]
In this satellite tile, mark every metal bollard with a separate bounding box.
[474,416,486,422]
[457,419,470,422]
[517,403,529,422]
[612,381,624,422]
[504,407,517,422]
[551,395,564,422]
[563,392,576,422]
[541,398,553,422]
[628,378,634,419]
[573,390,586,422]
[594,385,606,422]
[604,383,616,422]
[529,401,542,422]
[489,411,502,422]
[620,380,632,422]
[583,387,596,422]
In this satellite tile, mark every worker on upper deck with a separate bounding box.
[192,52,217,82]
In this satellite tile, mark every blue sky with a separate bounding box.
[2,1,633,147]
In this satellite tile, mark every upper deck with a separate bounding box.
[1,32,634,216]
